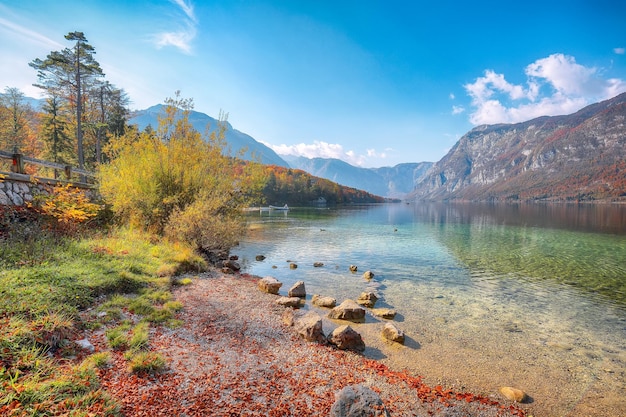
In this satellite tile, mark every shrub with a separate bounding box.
[98,92,264,251]
[34,183,102,235]
[164,195,246,251]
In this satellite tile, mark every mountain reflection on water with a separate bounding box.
[412,201,626,235]
[413,202,626,308]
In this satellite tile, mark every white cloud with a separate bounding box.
[614,47,625,55]
[265,140,381,166]
[449,93,455,100]
[464,53,626,125]
[152,0,197,54]
[452,105,465,115]
[525,54,597,96]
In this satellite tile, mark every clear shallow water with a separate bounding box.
[234,203,626,416]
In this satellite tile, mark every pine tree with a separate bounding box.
[40,95,74,178]
[30,31,104,169]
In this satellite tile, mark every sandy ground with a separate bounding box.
[95,270,528,417]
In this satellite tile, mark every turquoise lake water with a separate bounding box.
[234,202,626,416]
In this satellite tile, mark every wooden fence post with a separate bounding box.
[11,151,24,174]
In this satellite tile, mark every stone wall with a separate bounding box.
[0,174,48,206]
[0,172,96,207]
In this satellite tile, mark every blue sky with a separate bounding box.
[1,0,625,167]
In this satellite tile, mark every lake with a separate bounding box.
[234,202,626,417]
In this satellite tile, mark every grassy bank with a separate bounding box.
[0,226,207,416]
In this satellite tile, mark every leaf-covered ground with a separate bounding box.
[93,272,526,417]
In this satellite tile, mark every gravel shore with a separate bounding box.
[98,270,528,417]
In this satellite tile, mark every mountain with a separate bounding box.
[129,105,289,167]
[284,155,432,198]
[407,93,626,202]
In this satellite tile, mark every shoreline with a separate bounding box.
[96,269,528,416]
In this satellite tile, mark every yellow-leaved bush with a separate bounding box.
[98,93,265,251]
[35,183,102,234]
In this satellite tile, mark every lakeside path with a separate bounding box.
[95,270,528,417]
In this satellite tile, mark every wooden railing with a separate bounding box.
[0,150,96,187]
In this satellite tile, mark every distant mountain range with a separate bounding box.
[128,105,432,198]
[283,156,432,198]
[407,92,626,201]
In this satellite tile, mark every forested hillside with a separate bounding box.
[260,165,387,206]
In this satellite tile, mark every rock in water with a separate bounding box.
[381,323,405,344]
[371,308,396,319]
[356,291,378,308]
[312,294,337,308]
[328,300,365,321]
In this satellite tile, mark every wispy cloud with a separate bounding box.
[464,53,626,125]
[172,0,197,23]
[614,47,625,55]
[152,0,198,54]
[0,13,62,49]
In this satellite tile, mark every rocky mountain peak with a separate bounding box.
[408,93,626,201]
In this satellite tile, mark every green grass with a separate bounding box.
[126,351,167,374]
[0,225,206,416]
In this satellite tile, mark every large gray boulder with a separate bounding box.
[328,300,365,322]
[330,385,390,417]
[327,325,365,352]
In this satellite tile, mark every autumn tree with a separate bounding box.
[0,87,35,152]
[30,31,104,169]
